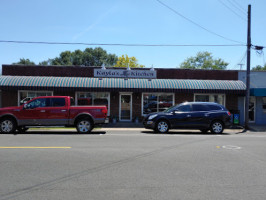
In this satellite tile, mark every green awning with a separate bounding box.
[0,76,246,94]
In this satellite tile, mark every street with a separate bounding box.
[0,128,266,200]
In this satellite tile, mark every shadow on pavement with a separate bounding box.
[9,131,106,135]
[141,130,233,136]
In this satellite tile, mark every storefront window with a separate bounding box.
[76,92,110,115]
[194,94,225,105]
[18,91,53,105]
[143,93,174,115]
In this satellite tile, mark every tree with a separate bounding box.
[114,54,145,68]
[14,47,118,67]
[47,47,118,66]
[13,58,36,65]
[179,51,228,70]
[252,64,266,71]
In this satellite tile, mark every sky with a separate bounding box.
[0,0,265,73]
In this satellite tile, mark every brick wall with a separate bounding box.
[175,93,194,104]
[1,90,18,107]
[2,65,239,80]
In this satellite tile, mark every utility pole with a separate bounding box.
[244,4,251,130]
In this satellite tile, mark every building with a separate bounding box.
[238,71,266,125]
[0,65,246,122]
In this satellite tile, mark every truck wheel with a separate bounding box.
[0,118,17,133]
[76,118,93,133]
[155,120,169,133]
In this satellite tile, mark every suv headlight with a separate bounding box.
[148,114,158,120]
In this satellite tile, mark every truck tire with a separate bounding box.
[0,118,17,133]
[76,118,93,133]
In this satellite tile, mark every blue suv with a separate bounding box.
[143,102,232,134]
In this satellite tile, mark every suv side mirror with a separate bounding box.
[173,110,179,114]
[23,104,28,109]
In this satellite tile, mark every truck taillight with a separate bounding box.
[102,109,107,115]
[227,111,231,116]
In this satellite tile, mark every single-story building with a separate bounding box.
[238,71,266,125]
[1,65,246,122]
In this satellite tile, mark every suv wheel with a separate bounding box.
[155,120,169,133]
[0,118,17,133]
[210,121,224,134]
[76,118,93,133]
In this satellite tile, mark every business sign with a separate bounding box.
[94,69,157,79]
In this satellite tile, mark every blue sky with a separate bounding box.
[0,0,265,72]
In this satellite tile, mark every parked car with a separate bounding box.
[0,96,108,133]
[143,102,232,134]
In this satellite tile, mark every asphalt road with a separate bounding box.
[0,128,266,200]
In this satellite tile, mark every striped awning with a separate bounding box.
[0,76,246,94]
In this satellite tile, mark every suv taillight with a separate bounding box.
[227,111,231,116]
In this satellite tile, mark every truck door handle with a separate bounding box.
[40,110,45,113]
[187,115,191,117]
[61,110,67,112]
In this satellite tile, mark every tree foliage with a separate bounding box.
[179,51,228,70]
[14,47,118,67]
[13,58,36,65]
[252,64,266,71]
[114,54,145,68]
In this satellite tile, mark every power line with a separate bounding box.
[226,0,246,15]
[232,50,246,70]
[218,0,246,21]
[155,0,245,44]
[0,40,245,47]
[231,0,246,12]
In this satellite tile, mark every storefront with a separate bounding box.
[1,65,246,122]
[238,71,266,125]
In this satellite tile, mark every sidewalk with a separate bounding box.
[248,124,266,132]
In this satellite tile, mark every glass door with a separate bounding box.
[120,94,132,121]
[249,96,255,123]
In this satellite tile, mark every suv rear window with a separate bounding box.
[192,104,210,111]
[208,105,223,111]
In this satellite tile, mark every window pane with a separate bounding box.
[50,98,65,107]
[143,93,174,115]
[143,94,158,114]
[158,94,173,112]
[27,98,47,108]
[195,95,209,102]
[208,105,222,111]
[195,94,224,105]
[19,91,52,105]
[177,105,191,112]
[192,104,209,111]
[77,93,92,105]
[77,92,110,115]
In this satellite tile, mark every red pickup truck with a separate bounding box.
[0,96,108,133]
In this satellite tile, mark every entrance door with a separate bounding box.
[120,94,132,121]
[249,96,255,123]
